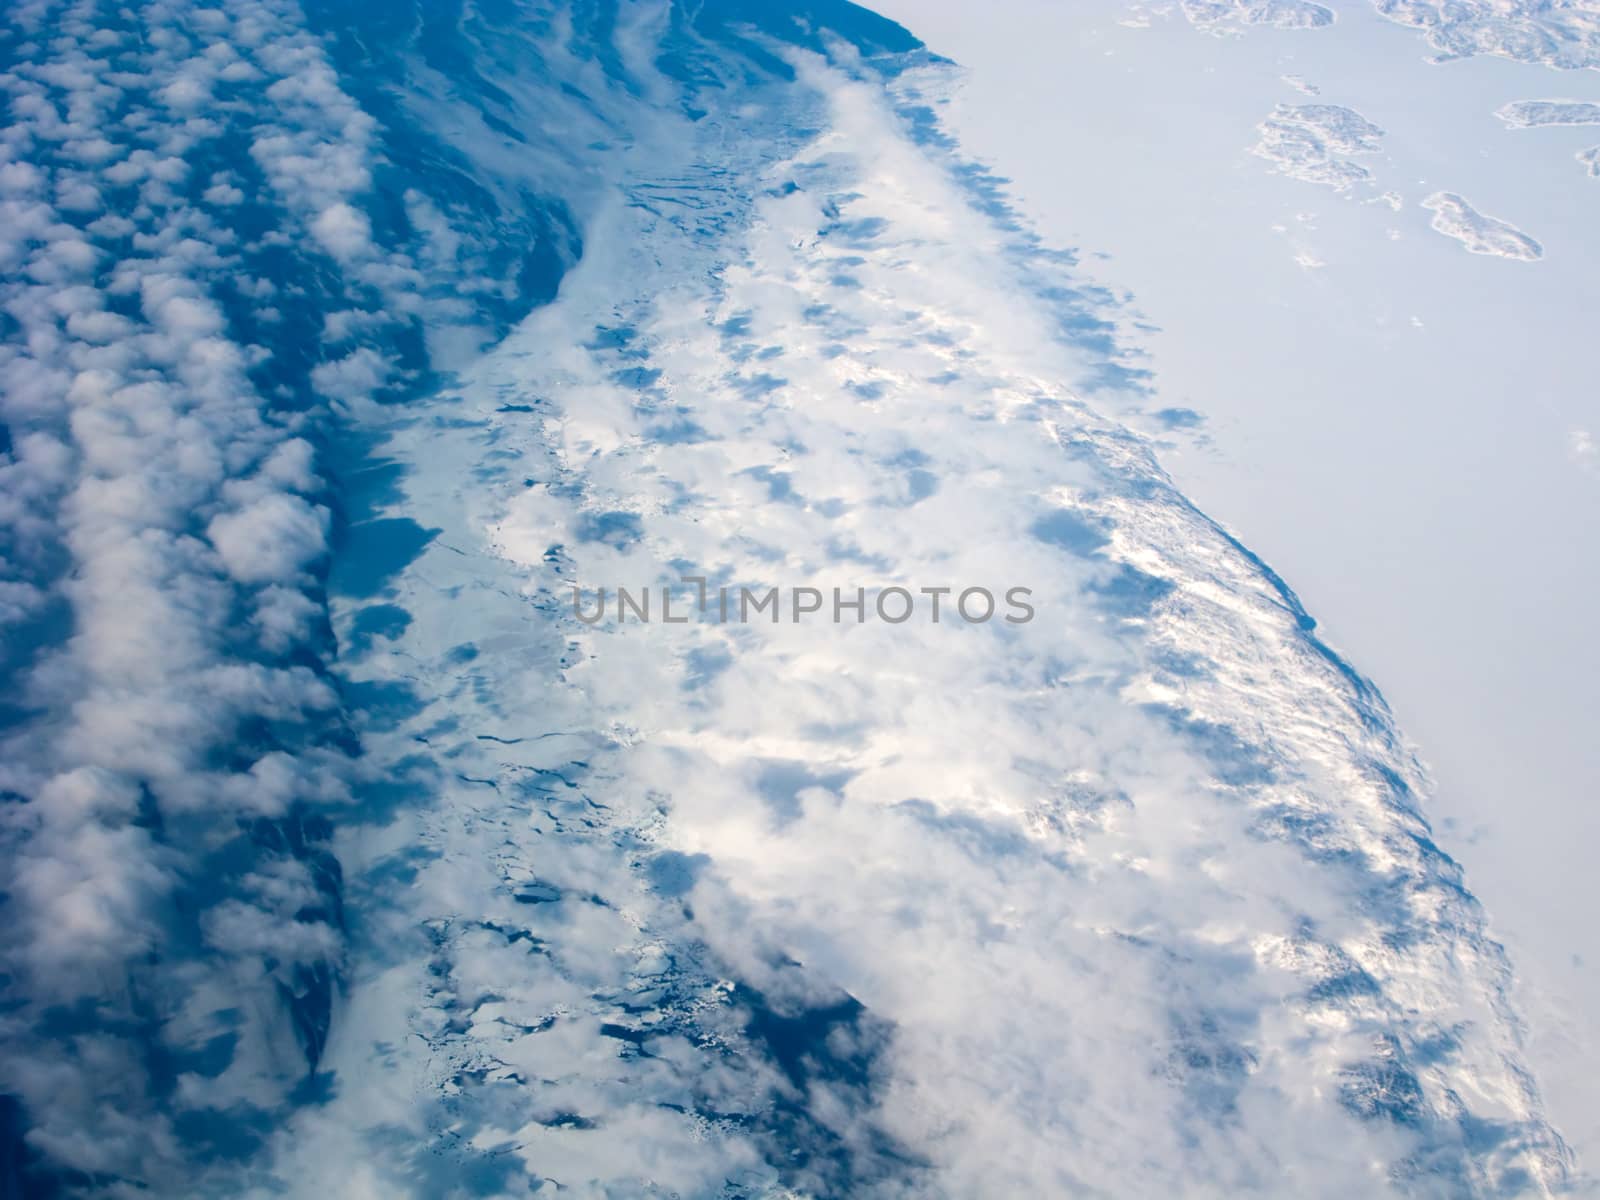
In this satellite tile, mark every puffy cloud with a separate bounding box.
[208,492,329,583]
[249,583,321,652]
[9,769,173,990]
[0,1,376,1190]
[0,579,46,625]
[63,308,135,344]
[309,200,372,262]
[309,345,393,402]
[202,178,244,206]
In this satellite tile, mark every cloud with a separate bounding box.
[203,177,245,205]
[0,0,379,1189]
[310,200,372,262]
[309,345,393,402]
[208,492,330,584]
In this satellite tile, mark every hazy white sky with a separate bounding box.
[866,0,1600,1158]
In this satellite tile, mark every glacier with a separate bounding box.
[0,0,1577,1197]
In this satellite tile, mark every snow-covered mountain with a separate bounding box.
[0,1,1574,1196]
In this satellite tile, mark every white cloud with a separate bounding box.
[310,345,393,402]
[203,178,245,206]
[310,200,372,262]
[249,583,321,653]
[207,492,329,583]
[0,1,377,1189]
